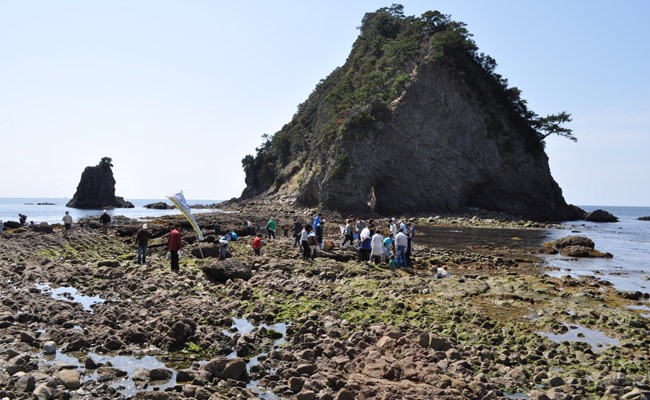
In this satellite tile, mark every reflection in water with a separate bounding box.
[35,283,105,313]
[537,323,619,352]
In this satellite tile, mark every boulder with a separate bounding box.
[31,223,54,234]
[548,236,595,249]
[191,245,221,258]
[584,209,619,222]
[201,259,252,282]
[560,245,613,258]
[639,216,650,221]
[58,369,81,389]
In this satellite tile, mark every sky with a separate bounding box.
[0,1,648,206]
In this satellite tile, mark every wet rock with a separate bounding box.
[190,245,221,258]
[296,389,316,400]
[33,382,53,400]
[144,202,173,210]
[528,390,551,400]
[619,291,644,301]
[289,376,305,393]
[584,209,619,222]
[335,388,355,400]
[57,369,81,389]
[42,341,56,355]
[221,358,247,380]
[19,331,37,346]
[201,259,252,282]
[560,245,613,258]
[13,372,36,393]
[104,336,125,350]
[84,356,100,369]
[150,368,173,382]
[5,353,35,374]
[548,236,595,249]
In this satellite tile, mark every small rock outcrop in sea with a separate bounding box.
[638,216,650,221]
[144,202,173,210]
[542,235,613,258]
[584,209,619,223]
[239,7,582,222]
[66,157,134,209]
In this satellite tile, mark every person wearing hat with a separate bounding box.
[135,223,151,265]
[99,210,111,234]
[62,211,73,231]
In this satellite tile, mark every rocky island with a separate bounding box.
[240,6,581,222]
[66,157,134,209]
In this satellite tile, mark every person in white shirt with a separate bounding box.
[369,230,385,264]
[360,226,371,242]
[62,211,73,231]
[395,229,408,268]
[389,218,397,237]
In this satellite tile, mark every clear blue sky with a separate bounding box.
[1,1,648,206]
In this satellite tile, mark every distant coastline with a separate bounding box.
[0,197,224,225]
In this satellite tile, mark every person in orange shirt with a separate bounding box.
[167,225,182,272]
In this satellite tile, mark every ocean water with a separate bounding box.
[0,197,222,225]
[543,205,650,294]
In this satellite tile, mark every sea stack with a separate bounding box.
[240,6,582,222]
[66,157,134,209]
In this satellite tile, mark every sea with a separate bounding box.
[0,197,223,226]
[0,199,648,295]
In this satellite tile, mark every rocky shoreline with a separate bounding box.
[1,203,648,400]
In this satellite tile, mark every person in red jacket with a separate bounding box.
[167,225,182,272]
[252,234,263,256]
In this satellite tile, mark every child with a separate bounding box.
[252,234,263,256]
[388,255,397,276]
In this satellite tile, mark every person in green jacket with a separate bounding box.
[265,217,276,239]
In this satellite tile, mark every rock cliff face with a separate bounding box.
[66,158,133,209]
[241,7,582,221]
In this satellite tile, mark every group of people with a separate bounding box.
[159,213,418,276]
[344,217,415,272]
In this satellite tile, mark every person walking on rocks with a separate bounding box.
[265,217,276,239]
[252,234,263,256]
[291,217,302,247]
[18,214,27,225]
[369,229,384,265]
[62,211,73,232]
[315,220,324,247]
[300,224,313,260]
[341,219,354,247]
[406,222,415,267]
[395,228,408,269]
[99,210,111,234]
[167,224,182,272]
[219,231,231,260]
[135,224,150,265]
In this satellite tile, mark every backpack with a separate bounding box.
[230,231,238,241]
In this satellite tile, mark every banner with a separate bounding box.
[166,191,204,241]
